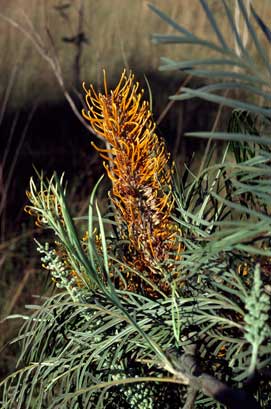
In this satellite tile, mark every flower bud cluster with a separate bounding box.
[36,241,81,301]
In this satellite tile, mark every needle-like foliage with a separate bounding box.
[1,1,271,408]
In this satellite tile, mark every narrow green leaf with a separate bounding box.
[251,5,271,43]
[88,175,104,275]
[185,131,271,146]
[148,3,195,37]
[199,0,228,50]
[95,200,109,278]
[175,87,271,117]
[170,70,269,86]
[191,82,271,103]
[237,0,271,75]
[152,34,230,55]
[159,57,249,71]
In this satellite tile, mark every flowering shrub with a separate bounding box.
[1,2,271,408]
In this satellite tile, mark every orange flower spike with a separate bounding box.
[82,70,182,293]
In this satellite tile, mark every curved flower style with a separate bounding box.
[82,70,182,294]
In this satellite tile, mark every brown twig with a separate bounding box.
[3,267,35,317]
[0,228,39,252]
[166,347,261,409]
[183,387,198,409]
[157,74,192,126]
[0,63,19,127]
[0,61,20,240]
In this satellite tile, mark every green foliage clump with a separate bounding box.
[1,1,271,408]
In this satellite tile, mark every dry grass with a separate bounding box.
[0,0,270,107]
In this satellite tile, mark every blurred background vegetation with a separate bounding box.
[0,0,270,382]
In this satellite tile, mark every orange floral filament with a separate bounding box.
[82,70,182,294]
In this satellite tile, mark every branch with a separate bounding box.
[167,346,261,409]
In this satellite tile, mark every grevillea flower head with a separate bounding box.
[82,70,182,295]
[25,176,85,290]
